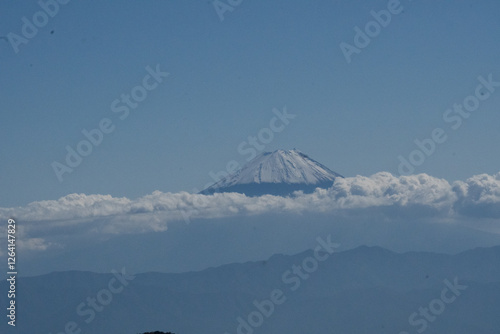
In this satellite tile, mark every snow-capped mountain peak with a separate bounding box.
[201,149,343,196]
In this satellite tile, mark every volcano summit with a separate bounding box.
[201,149,343,196]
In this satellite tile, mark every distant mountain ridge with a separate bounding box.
[3,245,500,334]
[201,149,343,196]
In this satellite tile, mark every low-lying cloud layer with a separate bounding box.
[1,172,500,252]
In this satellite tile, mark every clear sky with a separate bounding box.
[1,0,500,207]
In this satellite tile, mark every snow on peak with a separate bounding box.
[203,149,343,194]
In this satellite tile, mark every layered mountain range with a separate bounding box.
[3,245,500,334]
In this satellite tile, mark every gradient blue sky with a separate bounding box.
[1,0,499,207]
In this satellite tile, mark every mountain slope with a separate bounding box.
[201,149,343,196]
[2,245,500,334]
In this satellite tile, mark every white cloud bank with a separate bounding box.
[1,172,500,242]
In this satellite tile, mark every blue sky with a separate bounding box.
[1,0,500,207]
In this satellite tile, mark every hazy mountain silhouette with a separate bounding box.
[2,245,500,333]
